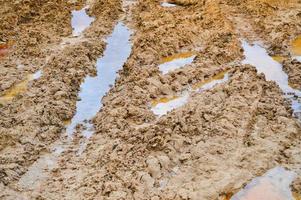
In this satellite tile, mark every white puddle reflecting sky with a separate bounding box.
[71,6,95,36]
[33,70,42,80]
[159,54,196,74]
[66,22,132,137]
[242,41,301,118]
[161,2,177,7]
[151,93,189,116]
[151,73,229,116]
[231,167,296,200]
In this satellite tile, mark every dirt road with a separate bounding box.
[0,0,301,199]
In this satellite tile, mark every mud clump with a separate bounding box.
[283,59,301,90]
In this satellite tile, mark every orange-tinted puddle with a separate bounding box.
[272,55,286,63]
[159,52,196,74]
[226,167,296,200]
[192,71,228,90]
[0,43,10,57]
[292,35,301,56]
[0,70,42,104]
[151,71,229,116]
[292,35,301,62]
[151,96,179,107]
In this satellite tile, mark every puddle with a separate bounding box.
[242,41,301,119]
[0,43,10,57]
[0,71,41,105]
[292,35,301,56]
[192,71,229,92]
[230,167,296,200]
[33,70,42,80]
[161,2,177,7]
[151,71,229,116]
[272,55,286,63]
[66,22,132,137]
[291,35,301,62]
[158,52,196,74]
[151,93,189,116]
[71,6,95,36]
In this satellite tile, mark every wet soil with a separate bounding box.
[1,0,301,199]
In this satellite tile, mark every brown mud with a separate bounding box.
[0,0,301,199]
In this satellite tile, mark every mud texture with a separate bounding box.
[1,0,301,200]
[283,59,301,90]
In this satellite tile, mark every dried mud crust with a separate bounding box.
[0,0,122,193]
[1,0,301,200]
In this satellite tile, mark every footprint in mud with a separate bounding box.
[158,52,196,74]
[66,22,132,138]
[71,6,95,36]
[229,167,296,200]
[242,40,301,120]
[151,71,229,116]
[0,70,42,105]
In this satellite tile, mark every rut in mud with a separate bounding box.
[1,0,301,200]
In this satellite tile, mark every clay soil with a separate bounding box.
[0,0,301,199]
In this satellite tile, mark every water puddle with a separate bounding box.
[0,71,42,105]
[161,2,177,7]
[272,56,286,63]
[151,71,229,116]
[151,93,189,116]
[158,52,196,75]
[66,22,132,137]
[71,6,95,36]
[242,41,301,119]
[0,43,10,58]
[192,71,229,92]
[33,70,42,80]
[292,35,301,61]
[230,167,296,200]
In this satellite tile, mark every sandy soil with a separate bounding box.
[0,0,301,199]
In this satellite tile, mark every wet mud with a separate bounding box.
[1,0,301,199]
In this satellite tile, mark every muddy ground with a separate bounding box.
[0,0,301,199]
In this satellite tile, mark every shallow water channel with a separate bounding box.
[242,41,301,120]
[18,22,132,189]
[66,22,132,137]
